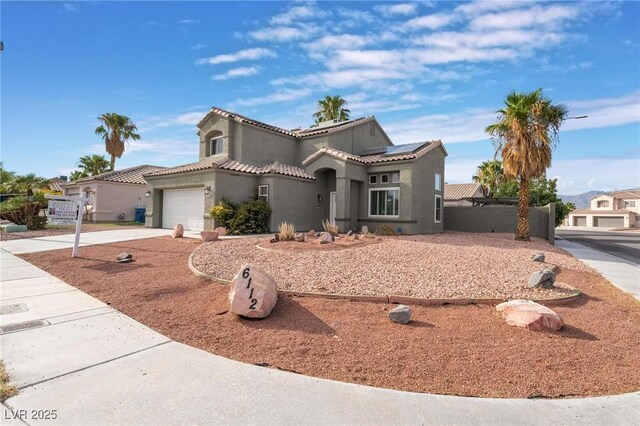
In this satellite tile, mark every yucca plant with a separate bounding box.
[278,221,296,241]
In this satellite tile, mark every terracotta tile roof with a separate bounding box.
[63,165,166,186]
[444,183,483,201]
[296,117,374,137]
[570,208,634,215]
[302,140,446,166]
[144,157,315,180]
[610,189,640,199]
[48,178,66,192]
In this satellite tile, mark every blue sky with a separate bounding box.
[2,0,639,195]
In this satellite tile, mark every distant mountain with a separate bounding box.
[559,191,605,209]
[560,188,640,209]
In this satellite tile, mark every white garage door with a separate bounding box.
[162,188,205,231]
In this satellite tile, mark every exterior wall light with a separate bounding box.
[145,191,151,198]
[204,186,212,196]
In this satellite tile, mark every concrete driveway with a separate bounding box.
[556,228,640,265]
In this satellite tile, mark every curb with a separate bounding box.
[188,247,582,306]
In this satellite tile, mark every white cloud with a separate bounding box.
[455,0,530,16]
[190,43,206,50]
[196,48,276,65]
[230,88,313,108]
[138,111,206,132]
[87,138,198,161]
[303,34,371,52]
[404,13,457,30]
[212,66,260,81]
[413,29,565,50]
[549,158,640,195]
[62,3,78,12]
[269,4,328,25]
[179,19,198,25]
[562,92,640,132]
[249,25,318,42]
[470,4,579,30]
[374,3,418,17]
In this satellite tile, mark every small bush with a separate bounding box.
[0,196,46,230]
[380,224,398,236]
[322,219,339,236]
[229,199,272,235]
[278,221,296,241]
[209,198,236,229]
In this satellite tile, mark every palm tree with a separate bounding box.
[313,95,350,123]
[486,88,567,241]
[10,173,50,196]
[472,159,506,197]
[69,170,89,181]
[95,113,141,170]
[77,154,111,176]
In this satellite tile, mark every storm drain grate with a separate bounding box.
[0,303,29,315]
[0,319,50,334]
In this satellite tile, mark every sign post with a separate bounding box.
[46,195,89,257]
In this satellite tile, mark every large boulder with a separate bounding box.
[528,269,555,289]
[531,252,545,262]
[172,224,184,238]
[496,300,563,331]
[214,226,227,237]
[319,232,333,244]
[200,231,219,242]
[229,264,277,319]
[388,305,412,324]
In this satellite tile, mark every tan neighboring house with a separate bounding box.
[48,176,67,193]
[443,183,484,206]
[61,165,165,222]
[568,189,640,228]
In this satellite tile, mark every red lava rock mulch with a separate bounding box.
[19,236,640,399]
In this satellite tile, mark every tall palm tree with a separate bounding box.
[77,154,111,176]
[10,173,50,196]
[486,89,567,241]
[313,95,350,123]
[472,159,506,197]
[95,113,141,171]
[69,170,89,181]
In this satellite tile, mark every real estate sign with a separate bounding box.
[47,200,78,225]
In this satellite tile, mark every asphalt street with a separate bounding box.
[556,229,640,264]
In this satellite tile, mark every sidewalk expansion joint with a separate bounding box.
[1,289,79,302]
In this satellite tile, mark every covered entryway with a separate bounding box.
[573,216,587,226]
[162,188,205,231]
[593,216,624,228]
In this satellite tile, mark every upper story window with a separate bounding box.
[209,137,224,156]
[597,200,609,208]
[381,174,389,184]
[435,173,442,191]
[258,185,269,203]
[392,172,400,183]
[369,175,377,184]
[624,201,636,208]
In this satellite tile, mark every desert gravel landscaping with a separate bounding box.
[18,236,640,398]
[191,232,586,299]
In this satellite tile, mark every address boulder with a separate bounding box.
[228,264,278,319]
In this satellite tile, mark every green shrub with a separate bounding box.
[229,199,272,235]
[209,198,236,229]
[0,196,47,230]
[379,224,398,236]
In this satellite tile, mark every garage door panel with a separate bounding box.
[573,216,586,226]
[593,216,624,227]
[162,188,205,231]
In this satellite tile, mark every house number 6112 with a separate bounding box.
[242,267,258,310]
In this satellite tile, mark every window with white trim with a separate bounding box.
[258,185,269,203]
[209,137,224,156]
[434,195,442,223]
[597,200,609,208]
[435,173,442,191]
[624,201,636,208]
[369,175,377,184]
[369,188,399,217]
[380,174,389,184]
[391,172,400,183]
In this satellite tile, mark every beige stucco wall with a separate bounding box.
[63,181,146,222]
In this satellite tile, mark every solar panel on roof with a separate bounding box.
[383,142,428,156]
[359,147,389,156]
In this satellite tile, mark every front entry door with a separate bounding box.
[329,191,337,225]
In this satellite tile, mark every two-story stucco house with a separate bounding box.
[143,107,447,234]
[568,189,640,228]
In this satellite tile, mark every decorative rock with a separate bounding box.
[347,230,353,236]
[214,226,227,237]
[269,238,277,244]
[306,229,315,236]
[531,252,545,262]
[388,305,412,324]
[295,232,305,242]
[319,232,333,244]
[116,252,132,261]
[117,258,133,264]
[496,300,563,331]
[350,234,360,241]
[200,231,219,242]
[528,269,555,289]
[172,224,184,238]
[314,231,322,237]
[361,225,369,234]
[229,264,277,319]
[274,233,280,242]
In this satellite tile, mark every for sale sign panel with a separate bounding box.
[47,200,78,225]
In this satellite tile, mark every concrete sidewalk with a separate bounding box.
[1,234,639,425]
[556,238,640,299]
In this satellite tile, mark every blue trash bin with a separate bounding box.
[134,208,146,223]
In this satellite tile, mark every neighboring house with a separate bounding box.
[568,189,640,228]
[144,106,447,233]
[48,176,67,193]
[444,183,484,206]
[61,165,165,222]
